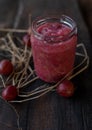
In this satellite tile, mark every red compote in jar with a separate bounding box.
[31,15,77,83]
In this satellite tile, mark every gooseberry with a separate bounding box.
[23,34,31,47]
[2,85,18,101]
[56,79,75,97]
[0,60,13,75]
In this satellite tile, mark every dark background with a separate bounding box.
[0,0,92,130]
[0,0,92,35]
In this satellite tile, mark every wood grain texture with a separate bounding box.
[0,0,92,130]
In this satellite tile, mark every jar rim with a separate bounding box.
[31,15,77,42]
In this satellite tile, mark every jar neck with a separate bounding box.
[31,15,77,43]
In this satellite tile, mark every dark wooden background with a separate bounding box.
[78,0,92,35]
[0,0,92,130]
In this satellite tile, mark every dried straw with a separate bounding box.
[0,30,89,103]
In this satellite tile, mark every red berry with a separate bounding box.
[0,60,13,75]
[23,34,31,47]
[56,79,75,97]
[2,85,18,101]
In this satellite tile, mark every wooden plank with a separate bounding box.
[0,98,20,130]
[15,0,92,130]
[0,0,92,130]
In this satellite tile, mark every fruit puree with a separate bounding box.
[31,16,77,83]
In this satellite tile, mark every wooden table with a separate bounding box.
[0,0,92,130]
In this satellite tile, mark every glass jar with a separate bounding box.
[31,15,77,83]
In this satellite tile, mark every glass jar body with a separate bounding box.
[31,15,77,83]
